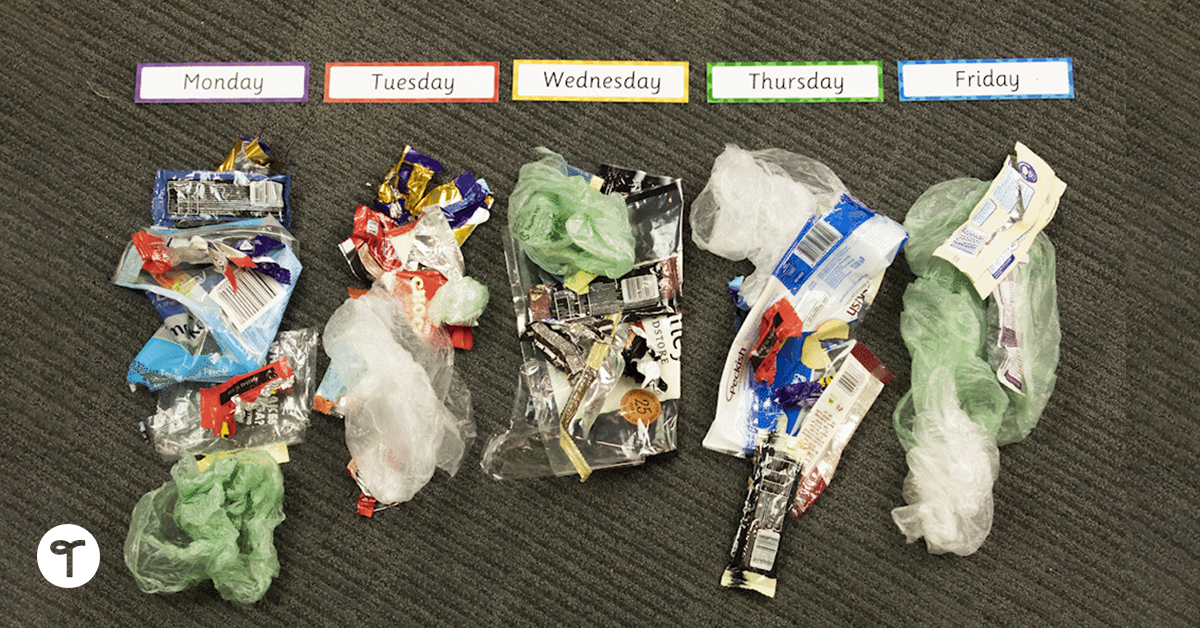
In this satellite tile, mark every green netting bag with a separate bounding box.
[507,148,635,280]
[891,178,1060,556]
[125,450,285,604]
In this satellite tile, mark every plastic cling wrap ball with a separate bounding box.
[124,450,285,604]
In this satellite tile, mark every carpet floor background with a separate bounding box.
[0,0,1194,626]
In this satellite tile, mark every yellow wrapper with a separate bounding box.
[409,179,463,218]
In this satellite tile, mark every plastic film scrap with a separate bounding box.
[323,273,475,509]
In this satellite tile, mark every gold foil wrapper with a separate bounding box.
[377,146,437,217]
[218,137,273,172]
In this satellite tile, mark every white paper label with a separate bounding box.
[708,62,882,102]
[136,63,309,103]
[512,60,688,102]
[933,142,1066,297]
[898,58,1073,101]
[324,63,499,102]
[749,529,781,571]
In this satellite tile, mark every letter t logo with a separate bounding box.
[51,539,86,577]
[38,525,99,587]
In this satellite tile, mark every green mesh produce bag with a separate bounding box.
[125,450,285,604]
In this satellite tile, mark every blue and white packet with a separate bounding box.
[114,217,301,390]
[152,169,292,229]
[703,195,908,456]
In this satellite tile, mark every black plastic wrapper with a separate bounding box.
[721,431,802,598]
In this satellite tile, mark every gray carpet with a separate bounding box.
[1,0,1194,625]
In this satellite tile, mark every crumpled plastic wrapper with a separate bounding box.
[891,178,1060,555]
[323,273,475,505]
[428,276,489,326]
[690,144,847,304]
[144,329,319,460]
[508,148,636,280]
[125,450,285,604]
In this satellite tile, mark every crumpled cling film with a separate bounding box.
[482,156,684,481]
[144,329,319,461]
[113,218,302,391]
[891,151,1063,556]
[691,144,848,306]
[375,145,493,244]
[320,272,475,513]
[125,450,285,604]
[507,148,637,281]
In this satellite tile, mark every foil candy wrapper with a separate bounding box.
[218,137,280,175]
[377,145,444,221]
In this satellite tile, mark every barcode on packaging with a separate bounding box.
[620,274,660,303]
[794,220,841,266]
[835,359,866,395]
[211,268,286,331]
[249,180,284,207]
[749,529,781,571]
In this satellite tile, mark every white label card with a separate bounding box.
[512,60,688,102]
[136,63,309,103]
[898,58,1073,101]
[324,63,499,102]
[708,62,883,102]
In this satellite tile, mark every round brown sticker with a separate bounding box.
[620,389,661,425]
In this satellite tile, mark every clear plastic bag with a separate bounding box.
[322,272,475,505]
[892,178,1061,555]
[124,450,285,604]
[690,145,847,304]
[143,329,319,461]
[483,167,684,480]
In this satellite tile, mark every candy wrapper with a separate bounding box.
[329,146,490,358]
[153,138,290,229]
[374,145,492,244]
[722,341,893,597]
[481,155,684,481]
